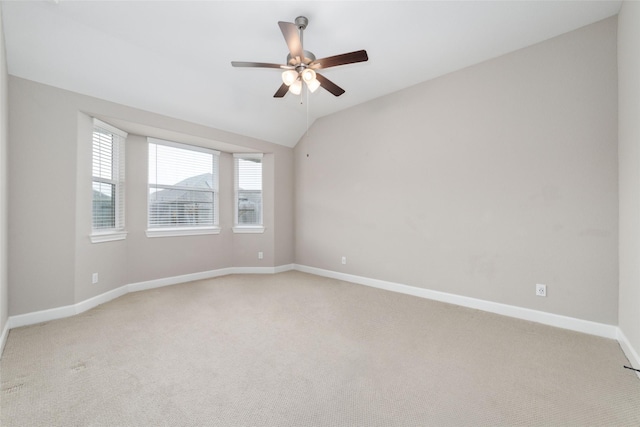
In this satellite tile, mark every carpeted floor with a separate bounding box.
[1,271,639,426]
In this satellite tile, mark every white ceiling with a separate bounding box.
[1,1,621,148]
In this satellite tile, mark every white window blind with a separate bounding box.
[148,138,219,230]
[234,153,263,227]
[92,119,126,234]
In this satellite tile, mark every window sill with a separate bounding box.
[90,231,128,243]
[146,227,221,238]
[232,226,265,234]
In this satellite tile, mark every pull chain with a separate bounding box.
[305,86,311,158]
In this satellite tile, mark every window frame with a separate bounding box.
[233,153,265,234]
[91,118,127,243]
[146,138,221,238]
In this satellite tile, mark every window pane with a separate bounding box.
[235,156,262,226]
[92,120,126,234]
[237,158,262,190]
[149,189,214,227]
[92,130,113,180]
[93,181,115,229]
[149,144,213,188]
[238,190,261,225]
[149,140,218,228]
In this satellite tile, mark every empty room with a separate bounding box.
[0,1,639,425]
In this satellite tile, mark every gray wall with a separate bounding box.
[9,77,294,316]
[0,6,9,336]
[275,149,295,266]
[294,17,619,324]
[618,1,640,364]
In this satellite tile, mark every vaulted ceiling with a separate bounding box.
[1,1,621,147]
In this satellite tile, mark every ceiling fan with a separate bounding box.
[231,16,368,98]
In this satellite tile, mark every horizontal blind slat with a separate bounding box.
[235,156,263,226]
[92,121,125,232]
[148,140,219,228]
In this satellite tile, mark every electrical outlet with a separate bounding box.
[92,273,99,284]
[536,284,546,297]
[258,251,263,260]
[341,256,347,265]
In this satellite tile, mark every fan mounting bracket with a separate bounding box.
[295,16,308,30]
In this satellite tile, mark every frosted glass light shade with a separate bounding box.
[281,70,298,86]
[289,79,302,95]
[301,68,316,83]
[306,78,321,93]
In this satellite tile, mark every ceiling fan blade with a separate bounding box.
[316,73,345,97]
[274,83,289,98]
[311,50,368,70]
[231,61,293,69]
[278,21,304,63]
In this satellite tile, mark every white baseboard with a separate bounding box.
[274,264,295,274]
[9,304,78,329]
[75,285,129,317]
[128,265,296,293]
[127,267,236,293]
[617,328,640,379]
[8,284,131,330]
[0,321,9,359]
[294,264,619,340]
[5,263,637,371]
[233,264,295,275]
[295,264,640,377]
[6,265,295,333]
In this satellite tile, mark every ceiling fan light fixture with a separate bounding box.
[301,68,316,83]
[231,16,368,98]
[281,70,298,86]
[306,78,321,93]
[289,79,302,95]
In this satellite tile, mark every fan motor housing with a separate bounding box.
[287,50,316,67]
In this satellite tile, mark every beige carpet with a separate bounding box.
[1,271,639,426]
